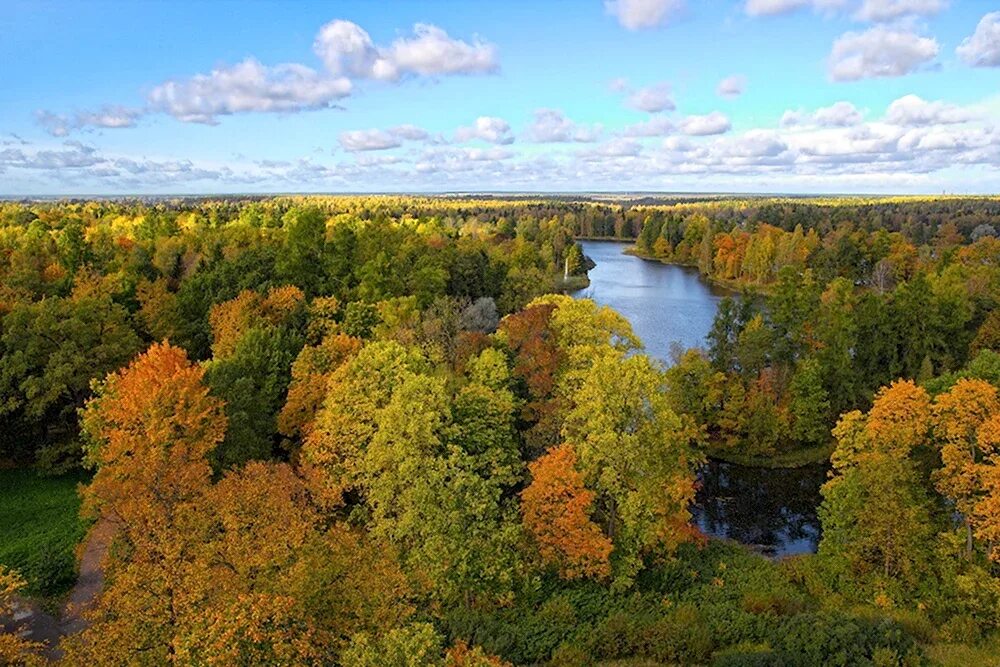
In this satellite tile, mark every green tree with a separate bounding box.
[204,325,304,470]
[788,357,832,447]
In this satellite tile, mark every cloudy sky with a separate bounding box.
[2,0,999,194]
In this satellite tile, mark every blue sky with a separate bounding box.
[1,0,998,194]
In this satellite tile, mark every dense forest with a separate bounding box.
[1,195,999,665]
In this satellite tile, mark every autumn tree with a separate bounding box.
[70,341,227,664]
[0,567,46,666]
[521,444,613,580]
[208,285,305,359]
[278,333,363,443]
[819,381,936,589]
[932,379,1000,557]
[563,352,700,585]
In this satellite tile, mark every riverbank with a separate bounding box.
[706,443,835,469]
[623,245,768,295]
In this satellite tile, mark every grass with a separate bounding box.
[707,443,835,469]
[924,637,1000,667]
[0,467,89,599]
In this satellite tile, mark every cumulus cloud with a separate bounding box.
[388,124,429,141]
[35,106,143,136]
[828,26,938,81]
[605,0,684,30]
[147,59,352,124]
[884,94,974,126]
[526,109,602,143]
[314,20,498,81]
[455,116,514,144]
[957,12,1000,68]
[680,112,731,136]
[621,115,674,137]
[580,138,643,159]
[781,101,864,127]
[138,20,497,125]
[338,123,434,152]
[625,82,676,113]
[854,0,947,22]
[339,129,402,152]
[716,75,747,99]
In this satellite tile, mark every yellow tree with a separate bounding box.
[970,414,1000,562]
[277,333,363,444]
[208,285,305,358]
[932,379,1000,557]
[820,381,936,586]
[0,567,46,666]
[562,352,700,586]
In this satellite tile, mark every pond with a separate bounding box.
[572,240,825,557]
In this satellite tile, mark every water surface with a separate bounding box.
[572,241,730,356]
[572,240,824,557]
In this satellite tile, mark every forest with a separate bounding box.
[1,195,999,666]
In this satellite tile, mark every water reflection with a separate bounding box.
[572,240,826,556]
[693,460,826,557]
[572,241,731,356]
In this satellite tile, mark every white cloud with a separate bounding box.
[744,0,849,17]
[338,124,431,151]
[76,107,142,129]
[745,0,942,19]
[625,82,676,112]
[814,101,864,126]
[339,129,402,152]
[745,0,808,16]
[718,130,790,159]
[621,115,674,137]
[957,12,1000,68]
[580,138,643,160]
[782,101,864,127]
[680,112,731,136]
[716,75,747,99]
[147,59,352,124]
[455,116,514,144]
[828,27,938,81]
[34,111,71,137]
[885,94,974,126]
[35,106,143,136]
[142,20,496,125]
[313,20,498,81]
[605,0,684,30]
[388,124,429,141]
[526,109,602,142]
[854,0,946,22]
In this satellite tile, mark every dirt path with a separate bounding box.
[2,516,115,660]
[58,516,115,639]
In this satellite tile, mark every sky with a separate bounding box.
[1,0,999,195]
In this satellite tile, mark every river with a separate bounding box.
[572,240,824,557]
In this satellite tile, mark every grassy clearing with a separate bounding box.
[923,637,1000,667]
[0,467,89,599]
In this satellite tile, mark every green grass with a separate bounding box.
[706,443,835,468]
[0,468,89,599]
